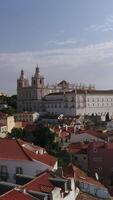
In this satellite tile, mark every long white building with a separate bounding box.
[44,90,113,117]
[17,66,113,117]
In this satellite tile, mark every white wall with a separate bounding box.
[0,159,57,183]
[52,178,77,200]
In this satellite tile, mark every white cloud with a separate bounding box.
[86,15,113,32]
[1,40,113,94]
[46,39,77,46]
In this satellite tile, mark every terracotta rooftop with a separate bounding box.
[0,189,33,200]
[80,129,108,140]
[24,171,55,193]
[63,164,105,189]
[18,139,57,167]
[0,139,31,161]
[76,191,102,200]
[0,138,57,167]
[67,142,88,153]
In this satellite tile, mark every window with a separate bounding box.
[40,79,42,84]
[1,165,8,181]
[93,148,97,153]
[71,97,75,102]
[75,156,78,161]
[16,167,23,174]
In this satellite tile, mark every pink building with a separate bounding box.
[88,141,113,185]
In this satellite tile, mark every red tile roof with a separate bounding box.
[24,171,55,193]
[0,139,31,161]
[63,164,105,188]
[18,139,57,167]
[0,189,33,200]
[67,142,88,153]
[0,139,57,167]
[80,129,107,140]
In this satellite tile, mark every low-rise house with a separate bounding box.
[69,132,104,144]
[67,142,88,171]
[22,170,77,200]
[0,112,15,133]
[15,112,39,123]
[0,138,57,183]
[15,121,38,132]
[63,164,110,199]
[0,170,78,200]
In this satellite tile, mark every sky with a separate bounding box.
[1,0,113,94]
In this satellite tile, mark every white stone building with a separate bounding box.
[44,90,113,117]
[17,66,113,118]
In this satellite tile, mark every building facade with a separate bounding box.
[15,112,39,122]
[17,66,113,117]
[88,142,113,186]
[0,138,57,183]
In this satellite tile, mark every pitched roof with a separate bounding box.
[67,142,88,153]
[0,189,33,200]
[0,139,31,161]
[18,139,57,167]
[63,164,105,188]
[24,171,55,193]
[0,139,57,167]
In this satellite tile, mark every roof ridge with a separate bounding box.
[22,170,50,188]
[16,139,32,161]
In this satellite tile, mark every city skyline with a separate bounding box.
[1,0,113,94]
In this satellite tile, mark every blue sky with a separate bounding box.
[1,0,113,94]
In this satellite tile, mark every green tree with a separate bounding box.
[8,128,24,139]
[33,126,55,149]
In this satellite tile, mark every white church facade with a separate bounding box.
[17,66,113,118]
